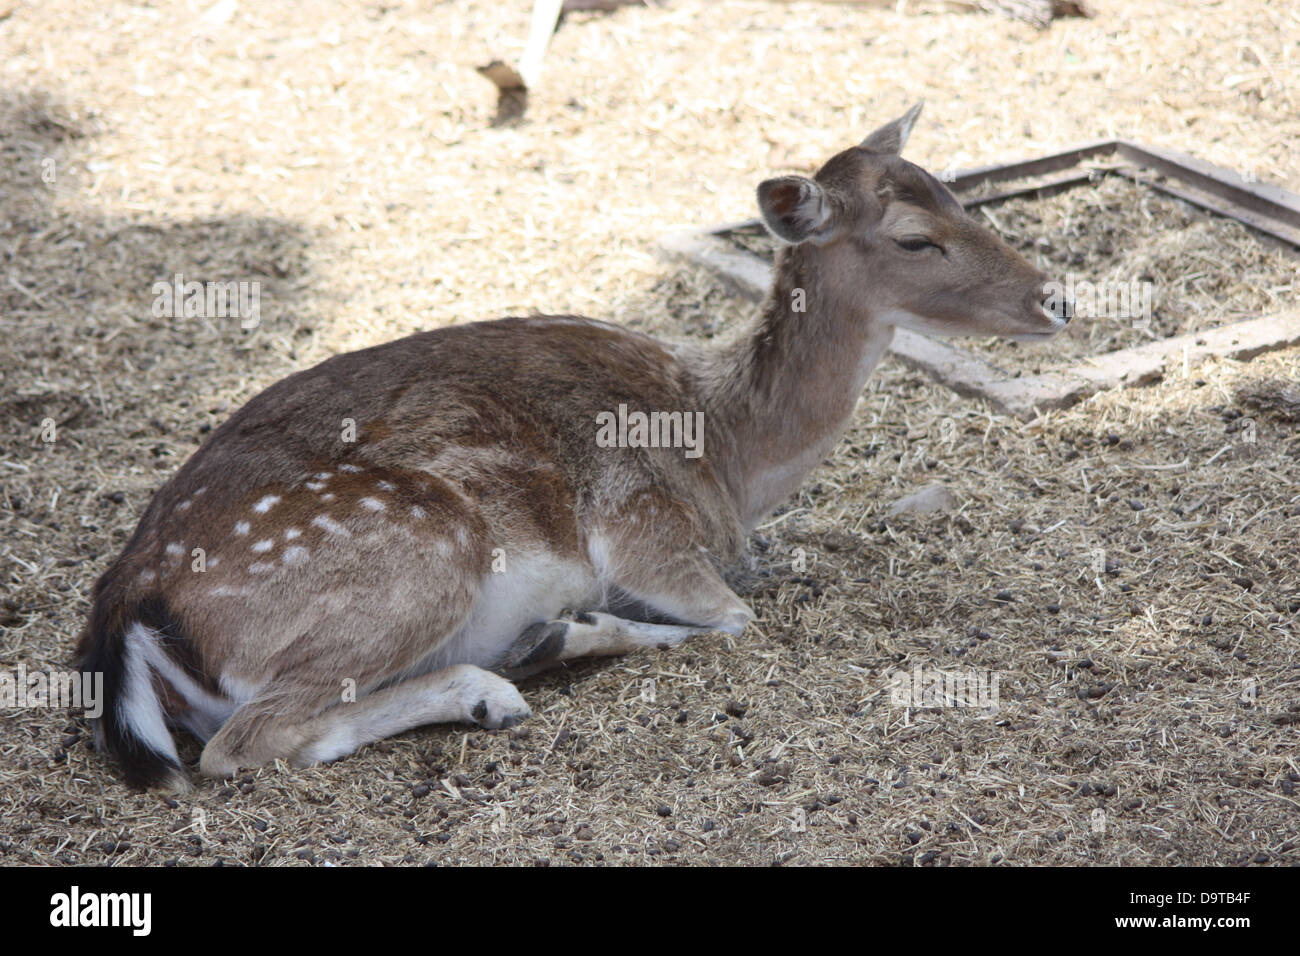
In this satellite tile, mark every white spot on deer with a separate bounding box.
[194,486,207,496]
[314,472,332,481]
[321,493,336,503]
[165,542,184,557]
[138,569,157,584]
[248,561,276,575]
[177,499,192,512]
[312,514,351,537]
[283,545,310,566]
[253,494,281,514]
[285,528,302,540]
[208,555,220,569]
[360,497,386,512]
[306,481,326,492]
[376,480,396,492]
[455,526,470,548]
[339,464,362,473]
[411,505,427,519]
[234,520,250,536]
[252,539,274,553]
[211,585,248,597]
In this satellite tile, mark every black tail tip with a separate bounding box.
[102,730,190,793]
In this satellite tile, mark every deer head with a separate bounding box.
[757,103,1071,341]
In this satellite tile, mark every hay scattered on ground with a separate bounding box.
[1,0,1298,866]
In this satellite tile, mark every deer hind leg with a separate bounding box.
[198,664,529,777]
[501,611,711,672]
[181,466,509,778]
[500,552,754,674]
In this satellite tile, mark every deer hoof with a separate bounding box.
[459,670,531,729]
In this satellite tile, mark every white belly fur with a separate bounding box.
[421,553,601,672]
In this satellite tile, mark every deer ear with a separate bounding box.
[860,102,923,155]
[757,176,835,245]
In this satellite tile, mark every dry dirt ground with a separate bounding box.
[1,0,1297,866]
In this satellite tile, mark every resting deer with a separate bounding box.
[78,104,1070,789]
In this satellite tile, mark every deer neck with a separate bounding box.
[702,242,894,531]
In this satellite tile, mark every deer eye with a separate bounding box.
[894,236,940,253]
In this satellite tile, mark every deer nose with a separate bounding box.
[1042,288,1074,324]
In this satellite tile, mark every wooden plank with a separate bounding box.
[519,0,565,90]
[1113,169,1300,249]
[959,168,1100,208]
[946,141,1118,192]
[1115,141,1300,229]
[885,329,1013,400]
[984,311,1300,418]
